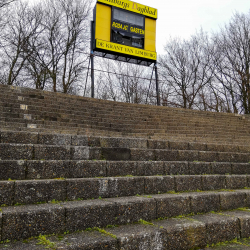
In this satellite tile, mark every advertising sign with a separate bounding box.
[93,0,157,65]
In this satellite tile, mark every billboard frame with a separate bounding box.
[90,0,160,105]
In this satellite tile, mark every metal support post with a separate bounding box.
[155,62,160,106]
[90,51,94,98]
[90,21,95,98]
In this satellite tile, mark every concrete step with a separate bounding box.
[204,238,250,249]
[1,130,250,153]
[0,84,247,117]
[2,143,250,162]
[1,93,248,124]
[2,210,250,249]
[0,190,249,242]
[2,106,247,132]
[2,108,250,143]
[1,160,250,180]
[1,174,250,206]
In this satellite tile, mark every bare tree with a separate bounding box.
[96,59,152,104]
[0,2,42,86]
[27,0,92,93]
[212,11,250,114]
[159,30,214,109]
[0,0,16,8]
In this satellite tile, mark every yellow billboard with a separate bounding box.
[97,0,157,19]
[96,39,157,61]
[93,0,157,64]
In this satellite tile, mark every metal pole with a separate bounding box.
[146,64,155,104]
[155,62,160,106]
[90,52,94,98]
[90,21,95,98]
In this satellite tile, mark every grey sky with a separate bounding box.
[28,0,250,55]
[139,0,250,54]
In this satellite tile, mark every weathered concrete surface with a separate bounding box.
[192,213,240,245]
[1,203,65,241]
[26,160,69,179]
[166,161,189,175]
[211,163,232,175]
[137,161,164,176]
[0,231,118,249]
[107,224,164,250]
[63,199,116,232]
[0,144,33,160]
[202,175,226,190]
[70,160,106,178]
[107,161,137,177]
[226,175,247,189]
[14,179,66,204]
[0,181,15,206]
[34,145,71,160]
[38,133,71,145]
[152,193,191,218]
[1,131,38,144]
[154,218,206,250]
[190,192,220,214]
[219,191,246,210]
[145,176,174,194]
[175,175,202,192]
[189,162,211,175]
[107,196,156,224]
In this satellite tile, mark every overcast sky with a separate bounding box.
[28,0,250,55]
[138,0,250,54]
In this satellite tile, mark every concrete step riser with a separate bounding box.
[0,109,249,127]
[2,144,250,162]
[2,114,247,133]
[3,210,250,250]
[2,119,250,142]
[1,95,247,123]
[1,131,250,153]
[1,160,250,180]
[0,84,248,118]
[3,127,250,146]
[0,189,249,241]
[0,175,249,206]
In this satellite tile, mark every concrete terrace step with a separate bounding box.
[0,84,248,120]
[0,190,250,242]
[1,114,248,137]
[2,210,250,249]
[1,116,250,142]
[1,175,250,206]
[2,107,248,133]
[0,130,249,152]
[2,123,249,144]
[2,84,250,248]
[0,101,245,124]
[2,143,250,162]
[0,86,248,121]
[1,159,250,179]
[3,126,250,146]
[1,104,248,130]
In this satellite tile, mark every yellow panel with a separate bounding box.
[145,30,156,41]
[96,3,111,19]
[97,0,157,19]
[145,39,155,52]
[145,18,156,33]
[95,3,111,42]
[96,17,111,29]
[145,18,156,52]
[96,39,157,61]
[96,26,111,42]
